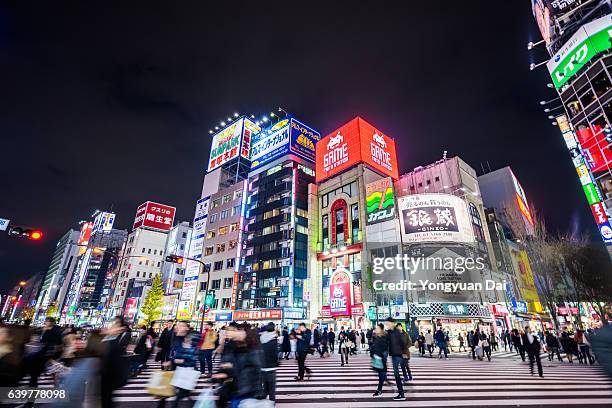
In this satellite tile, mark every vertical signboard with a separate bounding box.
[555,114,612,243]
[329,269,352,316]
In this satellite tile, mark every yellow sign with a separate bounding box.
[515,250,543,313]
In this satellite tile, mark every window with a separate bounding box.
[136,271,140,277]
[229,222,239,232]
[351,203,359,243]
[205,246,214,256]
[335,205,345,244]
[296,208,308,218]
[160,250,163,256]
[218,226,228,235]
[203,263,211,273]
[145,260,149,266]
[153,249,157,255]
[296,225,307,234]
[148,248,152,254]
[322,215,329,249]
[149,272,152,278]
[222,298,231,309]
[182,232,187,238]
[199,282,207,291]
[214,261,223,271]
[224,277,233,288]
[212,299,219,309]
[180,244,184,250]
[209,213,217,224]
[157,261,161,267]
[206,230,216,239]
[226,258,235,269]
[216,243,226,253]
[232,205,241,216]
[211,279,221,290]
[142,248,146,253]
[220,209,229,220]
[234,190,242,201]
[212,199,220,208]
[229,240,238,249]
[322,194,328,208]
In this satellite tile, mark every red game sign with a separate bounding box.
[316,117,399,182]
[329,269,352,317]
[132,201,176,231]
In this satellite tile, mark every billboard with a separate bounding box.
[132,201,176,231]
[547,14,612,88]
[207,118,260,172]
[398,194,474,243]
[92,211,115,235]
[316,117,399,182]
[365,177,395,224]
[78,222,94,246]
[555,114,612,243]
[250,117,320,170]
[329,269,352,316]
[515,250,543,313]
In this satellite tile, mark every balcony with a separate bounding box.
[249,197,292,217]
[245,230,291,248]
[244,247,290,264]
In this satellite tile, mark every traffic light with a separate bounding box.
[165,255,184,264]
[7,226,44,240]
[204,292,215,307]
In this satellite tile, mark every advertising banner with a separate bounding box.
[289,118,319,162]
[398,194,474,243]
[515,250,543,313]
[124,297,138,322]
[176,300,192,320]
[547,15,612,88]
[92,211,115,235]
[78,222,94,246]
[132,201,176,231]
[181,197,210,307]
[207,118,260,172]
[329,269,352,316]
[366,177,395,225]
[250,120,290,170]
[232,309,282,320]
[316,117,398,182]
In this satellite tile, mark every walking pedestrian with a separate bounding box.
[156,320,174,367]
[198,321,217,377]
[468,330,476,359]
[424,329,434,357]
[386,319,406,401]
[294,323,312,381]
[338,328,350,366]
[545,330,563,362]
[417,332,426,356]
[396,323,413,384]
[434,327,449,359]
[281,327,291,360]
[260,322,278,402]
[480,332,492,361]
[576,329,594,364]
[522,326,543,378]
[371,323,388,398]
[458,333,466,352]
[355,330,362,354]
[490,332,499,352]
[328,328,335,353]
[511,328,526,361]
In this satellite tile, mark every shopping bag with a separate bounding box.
[475,345,484,359]
[170,366,201,390]
[146,371,175,397]
[193,387,217,408]
[239,398,275,408]
[371,354,384,370]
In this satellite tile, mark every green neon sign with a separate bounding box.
[549,16,612,88]
[583,183,599,205]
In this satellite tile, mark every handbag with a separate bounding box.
[170,366,201,390]
[371,354,384,370]
[146,371,175,397]
[193,387,217,408]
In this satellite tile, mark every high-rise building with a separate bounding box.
[394,156,503,336]
[312,117,400,329]
[34,229,80,322]
[110,201,175,321]
[160,221,192,296]
[531,1,612,251]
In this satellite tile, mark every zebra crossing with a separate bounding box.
[16,349,612,407]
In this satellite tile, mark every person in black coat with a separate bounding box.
[511,329,526,361]
[260,322,279,401]
[386,319,406,400]
[156,320,174,366]
[328,328,336,353]
[370,324,389,397]
[295,323,311,381]
[281,327,290,359]
[545,331,563,362]
[522,326,543,377]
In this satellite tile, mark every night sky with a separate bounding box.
[0,2,596,293]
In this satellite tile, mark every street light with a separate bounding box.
[544,106,563,113]
[529,60,548,71]
[539,97,559,105]
[527,39,545,50]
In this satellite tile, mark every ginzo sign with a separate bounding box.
[133,201,176,231]
[316,117,399,182]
